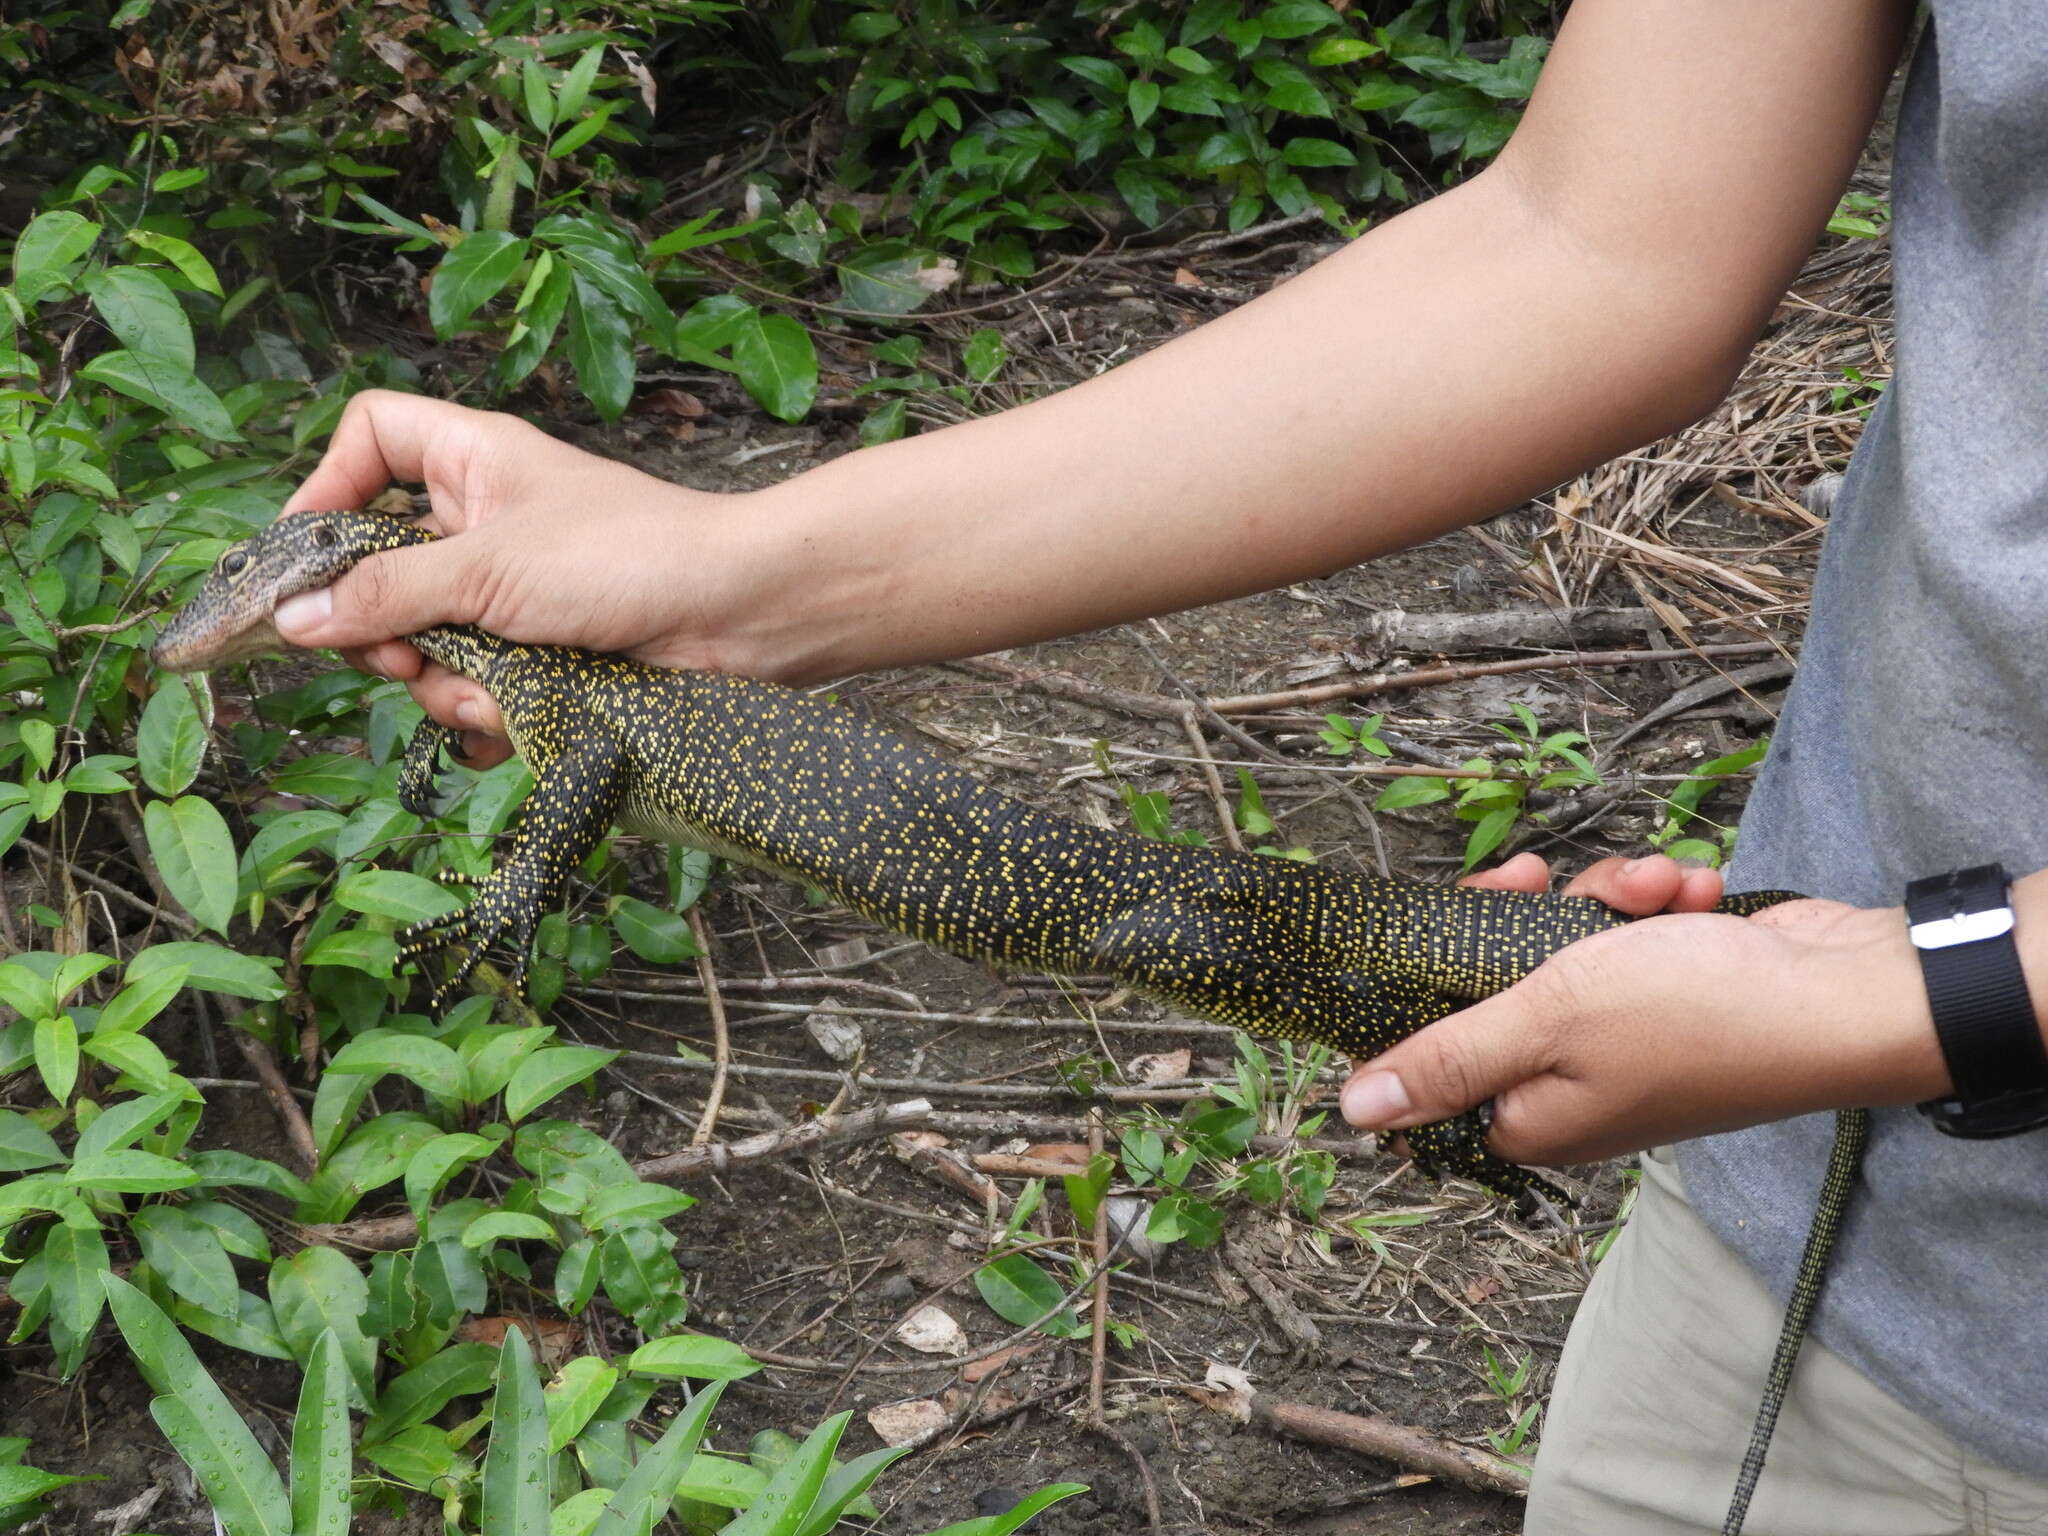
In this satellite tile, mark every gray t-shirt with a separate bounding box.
[1677,3,2048,1477]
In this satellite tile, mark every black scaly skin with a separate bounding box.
[152,509,1863,1522]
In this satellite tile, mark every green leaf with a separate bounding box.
[143,795,238,935]
[136,679,206,796]
[0,1110,63,1173]
[333,868,465,923]
[303,929,397,976]
[429,231,530,335]
[405,1130,502,1218]
[290,1330,352,1536]
[45,1222,109,1378]
[716,1412,844,1536]
[607,897,696,965]
[1282,136,1357,167]
[68,1148,198,1193]
[922,1484,1091,1535]
[461,1211,559,1248]
[131,1204,239,1318]
[505,1045,619,1121]
[86,264,194,370]
[33,1016,78,1103]
[268,1248,374,1408]
[623,1336,761,1382]
[325,1030,467,1102]
[125,229,225,296]
[95,964,187,1037]
[974,1254,1086,1337]
[833,246,937,317]
[244,809,345,881]
[555,42,604,122]
[731,311,817,422]
[589,1381,727,1536]
[76,349,240,441]
[549,102,617,159]
[362,1342,498,1446]
[481,1327,551,1536]
[1372,775,1452,811]
[81,1030,176,1092]
[578,1182,692,1231]
[544,1356,618,1455]
[565,274,635,422]
[12,211,100,289]
[101,1274,290,1534]
[127,942,283,1000]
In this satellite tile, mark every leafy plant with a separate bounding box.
[1478,1343,1539,1461]
[1647,738,1768,869]
[1372,703,1602,870]
[1826,190,1890,240]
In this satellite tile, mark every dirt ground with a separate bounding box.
[0,190,1892,1534]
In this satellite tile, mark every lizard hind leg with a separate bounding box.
[397,719,466,819]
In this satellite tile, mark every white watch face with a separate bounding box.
[1909,906,2016,950]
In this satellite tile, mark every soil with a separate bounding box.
[2,236,1857,1536]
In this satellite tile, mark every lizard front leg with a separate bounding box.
[397,718,468,819]
[397,729,629,1010]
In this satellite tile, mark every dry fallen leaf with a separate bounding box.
[961,1339,1045,1383]
[868,1397,951,1448]
[896,1304,968,1356]
[1173,266,1202,286]
[1126,1048,1192,1084]
[1022,1143,1091,1168]
[1195,1360,1255,1423]
[458,1315,579,1369]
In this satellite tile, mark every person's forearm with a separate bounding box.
[726,167,1755,680]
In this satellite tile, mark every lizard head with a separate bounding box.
[151,507,436,672]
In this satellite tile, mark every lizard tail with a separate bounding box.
[1721,1106,1871,1535]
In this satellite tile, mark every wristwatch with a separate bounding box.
[1906,863,2048,1138]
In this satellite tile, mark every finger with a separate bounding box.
[406,669,505,738]
[282,390,499,520]
[273,537,486,652]
[1556,855,1682,914]
[1338,990,1555,1132]
[339,640,427,682]
[1459,851,1553,894]
[446,730,513,771]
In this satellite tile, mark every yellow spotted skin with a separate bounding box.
[155,509,1863,1523]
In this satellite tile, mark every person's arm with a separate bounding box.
[277,0,1913,743]
[1335,860,2048,1164]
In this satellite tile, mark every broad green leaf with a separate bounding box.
[0,1463,95,1506]
[125,228,225,296]
[0,961,54,1021]
[136,679,206,795]
[792,1444,909,1536]
[544,1357,617,1455]
[333,868,465,923]
[622,1336,760,1382]
[974,1253,1085,1337]
[13,211,100,288]
[589,1380,727,1536]
[131,1204,239,1318]
[33,1016,78,1103]
[362,1342,497,1446]
[67,1149,198,1193]
[73,1091,180,1162]
[142,795,239,934]
[76,349,239,441]
[290,1330,352,1536]
[731,311,817,422]
[150,1396,291,1536]
[302,929,397,976]
[244,809,345,880]
[461,1211,559,1248]
[128,946,286,1003]
[174,1289,293,1360]
[607,896,696,964]
[180,1199,272,1262]
[554,1237,601,1316]
[833,246,936,317]
[404,1130,502,1218]
[504,1045,618,1121]
[82,1032,177,1093]
[429,232,531,336]
[674,1453,769,1511]
[53,952,115,1005]
[268,1248,374,1407]
[482,1327,551,1536]
[551,1487,614,1536]
[324,1031,466,1102]
[716,1412,845,1536]
[45,1222,109,1378]
[0,1110,63,1173]
[578,1182,693,1231]
[186,1150,310,1204]
[95,965,188,1036]
[564,275,634,422]
[556,42,604,121]
[297,1112,441,1223]
[86,264,194,369]
[1128,79,1160,127]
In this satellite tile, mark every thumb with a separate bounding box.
[1338,992,1555,1132]
[273,537,480,650]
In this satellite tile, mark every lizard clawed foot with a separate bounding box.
[1404,1104,1577,1212]
[398,885,538,1013]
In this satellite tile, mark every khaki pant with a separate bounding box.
[1525,1148,2048,1536]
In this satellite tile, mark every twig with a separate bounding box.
[227,1011,319,1175]
[1222,1237,1323,1349]
[51,610,159,641]
[1242,1395,1530,1497]
[1092,1419,1167,1535]
[299,1098,939,1251]
[1087,1111,1110,1425]
[687,908,730,1146]
[18,837,194,934]
[629,1051,1267,1104]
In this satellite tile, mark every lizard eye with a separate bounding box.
[221,550,248,576]
[311,524,336,549]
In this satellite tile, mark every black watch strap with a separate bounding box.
[1907,863,2048,1138]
